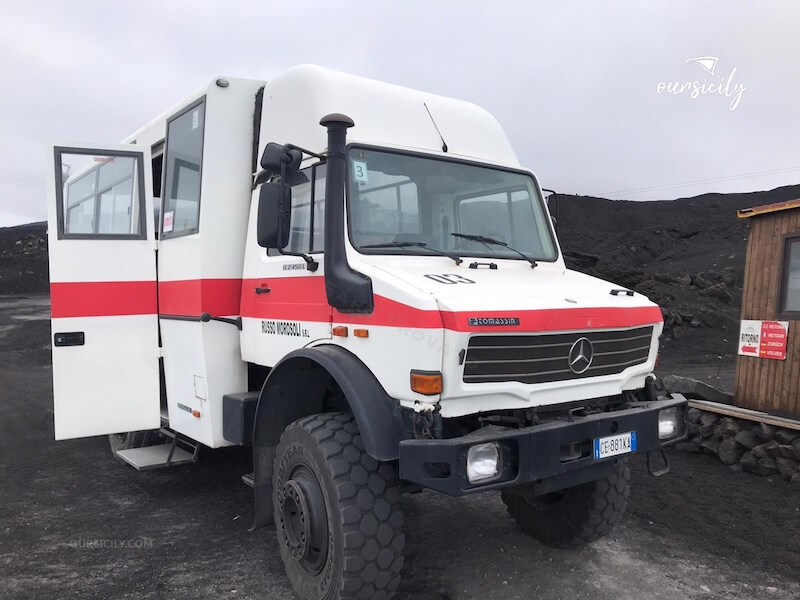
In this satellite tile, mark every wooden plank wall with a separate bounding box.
[734,210,800,416]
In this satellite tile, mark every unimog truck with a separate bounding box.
[46,65,687,600]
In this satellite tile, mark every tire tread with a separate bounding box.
[501,459,630,547]
[278,413,405,599]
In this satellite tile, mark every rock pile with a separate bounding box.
[679,409,800,482]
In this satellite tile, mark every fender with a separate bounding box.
[251,344,407,527]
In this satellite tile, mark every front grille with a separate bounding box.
[462,326,654,385]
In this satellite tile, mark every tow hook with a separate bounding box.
[411,402,442,439]
[647,448,670,477]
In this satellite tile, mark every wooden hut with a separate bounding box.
[734,199,800,416]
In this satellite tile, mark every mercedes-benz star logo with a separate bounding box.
[568,337,594,374]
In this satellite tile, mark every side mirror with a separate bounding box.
[260,142,302,175]
[257,182,291,248]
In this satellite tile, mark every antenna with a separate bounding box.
[424,102,448,153]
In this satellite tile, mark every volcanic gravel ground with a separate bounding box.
[1,296,799,600]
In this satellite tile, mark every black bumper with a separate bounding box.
[398,395,687,496]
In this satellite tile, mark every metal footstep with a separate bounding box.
[646,448,670,477]
[115,428,200,471]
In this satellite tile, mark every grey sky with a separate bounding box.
[1,0,799,226]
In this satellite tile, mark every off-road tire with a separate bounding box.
[501,458,630,547]
[274,412,405,600]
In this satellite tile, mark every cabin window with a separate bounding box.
[456,188,547,256]
[56,150,144,239]
[161,98,205,238]
[347,147,557,262]
[778,234,800,317]
[311,166,326,253]
[151,141,164,198]
[281,164,327,254]
[287,178,312,254]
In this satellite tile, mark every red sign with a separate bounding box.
[739,320,788,360]
[759,321,788,360]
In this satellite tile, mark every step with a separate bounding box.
[116,444,196,471]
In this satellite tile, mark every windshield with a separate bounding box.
[347,148,557,261]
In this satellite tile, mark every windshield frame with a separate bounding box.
[344,144,559,263]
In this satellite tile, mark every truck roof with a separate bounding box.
[123,65,520,169]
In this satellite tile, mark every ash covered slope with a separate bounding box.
[0,221,48,295]
[555,184,800,361]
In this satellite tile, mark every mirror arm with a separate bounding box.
[277,247,319,271]
[285,143,326,161]
[252,169,269,190]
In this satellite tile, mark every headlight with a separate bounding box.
[466,442,502,484]
[658,407,683,440]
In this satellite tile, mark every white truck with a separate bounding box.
[46,65,686,600]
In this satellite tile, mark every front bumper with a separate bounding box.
[398,394,687,496]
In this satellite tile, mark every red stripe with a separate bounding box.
[50,281,157,318]
[334,296,443,328]
[240,277,443,328]
[159,278,241,316]
[51,276,664,332]
[440,306,664,332]
[240,277,330,322]
[241,276,660,331]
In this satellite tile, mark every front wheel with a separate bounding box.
[274,413,405,600]
[501,458,630,547]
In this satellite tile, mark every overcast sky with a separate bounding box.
[1,1,799,226]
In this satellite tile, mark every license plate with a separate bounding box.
[594,432,637,459]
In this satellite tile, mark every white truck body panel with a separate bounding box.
[47,65,664,444]
[259,65,519,169]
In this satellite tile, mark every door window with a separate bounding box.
[162,99,205,237]
[56,150,144,238]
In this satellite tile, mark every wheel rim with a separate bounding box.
[278,465,328,574]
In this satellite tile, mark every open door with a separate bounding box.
[46,143,160,440]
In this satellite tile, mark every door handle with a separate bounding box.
[255,285,271,294]
[54,332,85,347]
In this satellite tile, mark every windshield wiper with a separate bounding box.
[451,233,538,269]
[362,241,463,265]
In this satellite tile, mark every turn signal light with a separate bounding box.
[192,410,201,418]
[410,370,443,395]
[332,326,348,337]
[353,328,369,338]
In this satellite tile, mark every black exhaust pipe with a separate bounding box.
[320,113,373,313]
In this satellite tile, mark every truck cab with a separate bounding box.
[46,65,686,600]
